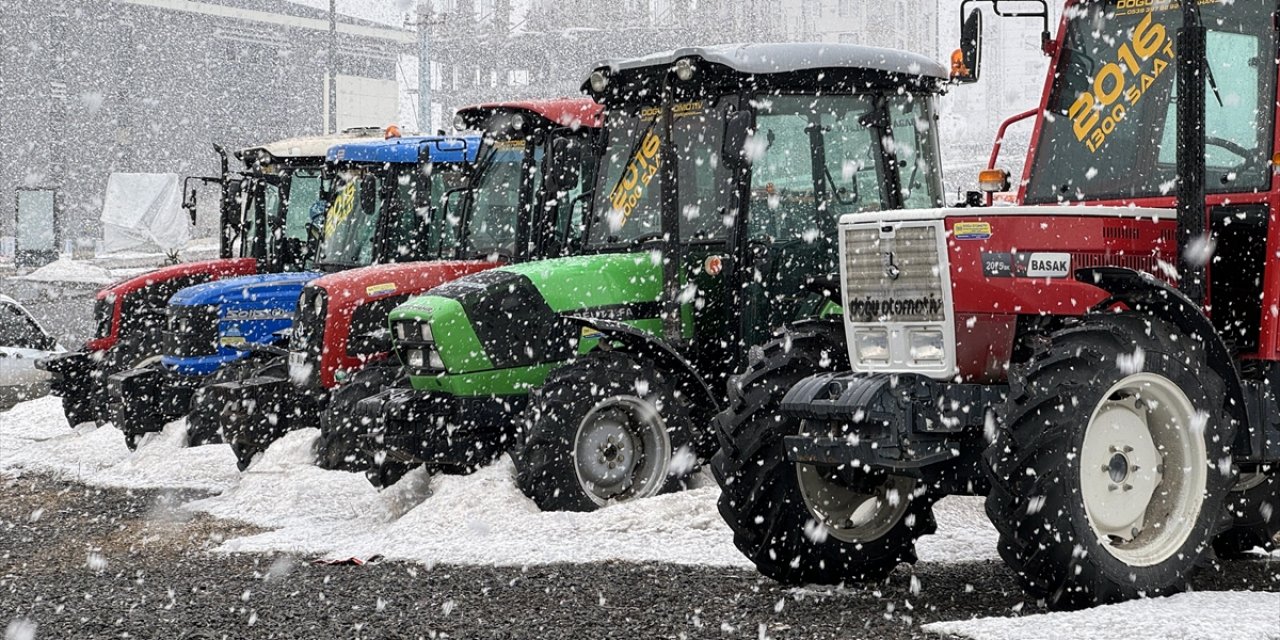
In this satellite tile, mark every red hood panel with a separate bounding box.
[97,258,257,299]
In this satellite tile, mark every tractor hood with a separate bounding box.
[390,252,662,376]
[311,260,501,311]
[96,258,257,300]
[296,259,501,388]
[169,271,320,310]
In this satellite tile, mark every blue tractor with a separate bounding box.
[106,133,481,450]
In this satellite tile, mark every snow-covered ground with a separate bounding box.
[1,395,997,568]
[3,396,1276,639]
[923,591,1280,640]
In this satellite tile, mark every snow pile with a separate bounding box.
[922,591,1280,640]
[11,259,115,286]
[193,427,999,568]
[0,396,238,492]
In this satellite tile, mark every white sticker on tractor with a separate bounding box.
[1025,252,1071,278]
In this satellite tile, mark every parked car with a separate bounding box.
[0,294,63,410]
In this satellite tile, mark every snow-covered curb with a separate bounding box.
[922,591,1280,640]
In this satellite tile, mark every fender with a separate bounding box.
[1079,267,1251,456]
[567,316,722,416]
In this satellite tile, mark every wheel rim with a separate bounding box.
[796,464,915,544]
[1080,372,1207,567]
[573,395,671,506]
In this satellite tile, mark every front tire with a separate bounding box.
[985,314,1235,608]
[712,322,935,584]
[514,351,695,512]
[316,366,402,471]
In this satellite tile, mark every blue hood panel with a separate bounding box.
[169,272,320,307]
[163,272,319,376]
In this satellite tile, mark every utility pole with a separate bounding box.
[418,0,432,133]
[328,0,338,134]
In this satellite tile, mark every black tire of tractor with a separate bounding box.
[711,322,936,584]
[514,350,696,512]
[985,313,1235,609]
[367,459,415,489]
[316,366,403,471]
[185,356,273,448]
[224,358,289,470]
[1213,466,1279,559]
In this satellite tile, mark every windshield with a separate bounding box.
[458,140,537,257]
[588,100,730,248]
[747,93,942,241]
[1025,0,1277,203]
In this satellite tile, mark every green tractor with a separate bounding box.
[354,43,950,510]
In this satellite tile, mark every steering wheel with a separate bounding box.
[1205,136,1251,162]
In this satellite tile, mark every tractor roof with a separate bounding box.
[594,43,947,81]
[237,127,384,163]
[456,98,604,130]
[326,135,481,165]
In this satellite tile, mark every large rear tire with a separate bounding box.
[514,350,695,512]
[1214,466,1279,559]
[985,314,1235,608]
[712,322,935,584]
[315,366,403,471]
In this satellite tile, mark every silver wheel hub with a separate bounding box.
[797,464,915,544]
[573,395,671,506]
[1080,372,1207,566]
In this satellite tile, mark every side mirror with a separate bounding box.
[952,8,983,83]
[546,138,583,193]
[722,110,754,165]
[183,188,199,225]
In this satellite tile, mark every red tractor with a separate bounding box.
[713,0,1280,609]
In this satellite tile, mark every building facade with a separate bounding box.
[0,0,410,257]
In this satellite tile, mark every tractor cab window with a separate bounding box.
[317,168,385,268]
[588,100,730,248]
[283,169,323,243]
[460,140,534,258]
[1025,0,1277,203]
[748,93,941,242]
[382,163,461,262]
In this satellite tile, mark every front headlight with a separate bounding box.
[855,330,890,363]
[908,329,945,363]
[428,349,444,369]
[419,322,433,342]
[406,349,425,368]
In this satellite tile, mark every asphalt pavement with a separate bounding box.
[2,473,1277,640]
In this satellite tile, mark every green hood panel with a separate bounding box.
[390,252,665,380]
[499,252,662,313]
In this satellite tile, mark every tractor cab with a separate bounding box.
[582,44,946,372]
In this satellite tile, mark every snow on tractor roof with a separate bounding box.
[457,98,604,130]
[596,42,947,80]
[237,127,384,162]
[326,135,481,165]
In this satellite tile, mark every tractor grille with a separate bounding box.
[163,304,219,357]
[289,286,327,388]
[843,224,945,323]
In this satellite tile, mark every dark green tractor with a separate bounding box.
[356,43,949,510]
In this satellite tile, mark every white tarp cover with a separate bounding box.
[100,173,191,254]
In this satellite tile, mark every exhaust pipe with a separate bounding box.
[1176,1,1207,306]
